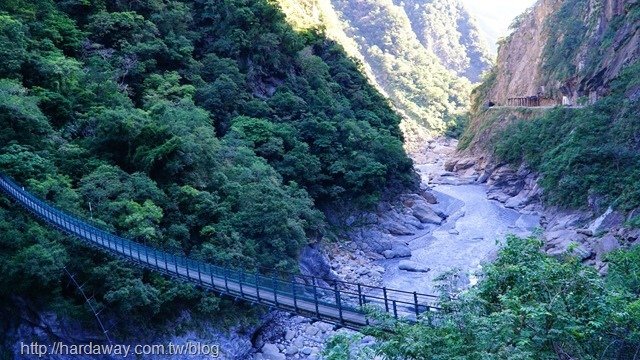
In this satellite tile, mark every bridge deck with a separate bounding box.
[0,174,438,329]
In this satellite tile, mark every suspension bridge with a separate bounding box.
[0,173,438,330]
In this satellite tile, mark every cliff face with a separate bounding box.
[458,0,640,214]
[488,0,639,105]
[489,0,562,104]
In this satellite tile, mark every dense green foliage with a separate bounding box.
[326,236,640,359]
[494,62,640,209]
[403,0,492,83]
[0,0,414,333]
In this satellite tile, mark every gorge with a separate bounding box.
[1,0,640,359]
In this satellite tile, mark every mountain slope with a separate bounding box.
[0,0,415,344]
[277,0,492,144]
[403,0,493,82]
[485,0,639,105]
[461,0,640,210]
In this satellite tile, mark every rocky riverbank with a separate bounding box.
[444,144,640,276]
[3,297,256,360]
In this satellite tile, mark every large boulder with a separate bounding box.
[401,213,425,230]
[621,228,640,243]
[488,167,525,196]
[421,191,438,204]
[299,244,338,287]
[411,204,443,225]
[589,207,625,234]
[381,220,415,235]
[545,229,592,260]
[349,229,394,253]
[594,234,621,261]
[444,159,457,172]
[487,189,511,203]
[379,211,416,235]
[477,166,494,183]
[546,210,591,231]
[260,344,285,360]
[453,157,476,171]
[398,260,430,272]
[382,243,412,259]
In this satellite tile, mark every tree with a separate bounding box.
[0,15,27,79]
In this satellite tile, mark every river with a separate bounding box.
[379,153,541,296]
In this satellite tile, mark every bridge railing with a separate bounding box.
[0,174,439,328]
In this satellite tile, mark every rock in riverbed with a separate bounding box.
[398,260,430,273]
[382,244,412,259]
[411,203,443,224]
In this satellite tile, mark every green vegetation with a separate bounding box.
[626,216,640,229]
[331,0,471,133]
[326,236,640,359]
[0,0,414,334]
[403,0,493,82]
[541,0,590,83]
[277,0,487,139]
[494,62,640,209]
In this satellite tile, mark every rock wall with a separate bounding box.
[487,0,639,105]
[489,0,563,104]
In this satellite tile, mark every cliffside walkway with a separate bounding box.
[0,174,438,329]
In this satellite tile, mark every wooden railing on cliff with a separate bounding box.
[506,95,558,107]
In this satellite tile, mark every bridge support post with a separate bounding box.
[364,294,370,326]
[224,268,229,292]
[312,277,319,319]
[186,258,190,279]
[197,262,203,285]
[174,255,178,276]
[383,287,389,312]
[292,278,298,311]
[358,284,363,308]
[414,292,419,317]
[334,283,344,325]
[273,274,279,307]
[239,269,244,297]
[393,300,398,319]
[255,272,260,301]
